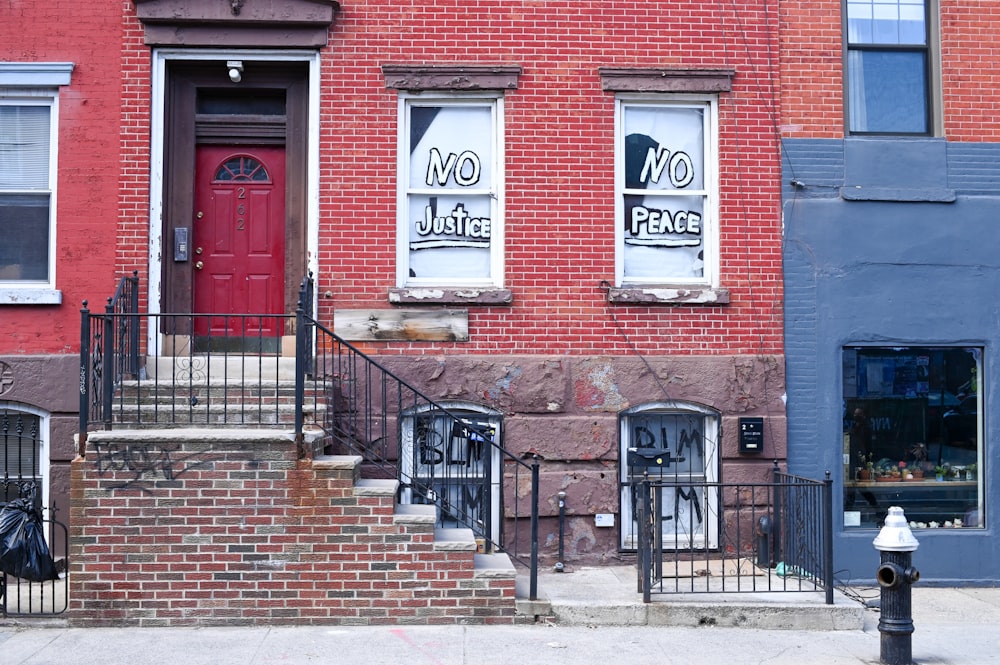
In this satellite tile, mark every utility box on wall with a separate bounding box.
[739,417,764,454]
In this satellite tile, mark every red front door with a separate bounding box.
[193,146,286,344]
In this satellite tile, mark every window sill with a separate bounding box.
[0,288,63,305]
[607,286,729,305]
[389,287,513,306]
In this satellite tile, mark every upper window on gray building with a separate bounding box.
[846,0,930,134]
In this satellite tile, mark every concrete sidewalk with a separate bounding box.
[518,564,866,630]
[4,566,1000,664]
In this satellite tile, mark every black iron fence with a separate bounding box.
[79,273,539,598]
[80,310,299,431]
[635,463,833,603]
[0,480,69,617]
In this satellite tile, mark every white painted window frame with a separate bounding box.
[619,401,721,551]
[614,95,720,289]
[395,93,505,289]
[0,63,73,305]
[399,401,503,545]
[0,403,51,522]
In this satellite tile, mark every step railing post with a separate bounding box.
[823,469,834,604]
[102,297,115,429]
[294,297,306,457]
[79,301,91,453]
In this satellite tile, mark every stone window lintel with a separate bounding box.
[382,64,522,91]
[599,67,735,93]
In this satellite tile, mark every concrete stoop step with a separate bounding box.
[353,478,517,583]
[514,565,866,630]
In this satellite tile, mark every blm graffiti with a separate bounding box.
[406,416,494,535]
[626,418,714,544]
[93,442,255,494]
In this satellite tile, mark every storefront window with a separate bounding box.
[843,346,983,529]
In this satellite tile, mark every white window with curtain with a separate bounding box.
[0,62,73,304]
[846,0,930,134]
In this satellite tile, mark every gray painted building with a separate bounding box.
[783,137,999,583]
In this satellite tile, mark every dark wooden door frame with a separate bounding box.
[161,61,308,334]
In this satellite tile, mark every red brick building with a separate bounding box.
[2,0,786,621]
[0,0,122,511]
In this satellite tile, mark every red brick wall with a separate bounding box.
[939,2,1000,140]
[70,432,516,626]
[781,1,1000,142]
[779,0,844,139]
[0,0,124,353]
[7,0,782,357]
[302,0,782,357]
[106,1,788,564]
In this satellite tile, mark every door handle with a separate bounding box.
[195,261,204,270]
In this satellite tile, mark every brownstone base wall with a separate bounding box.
[69,430,516,626]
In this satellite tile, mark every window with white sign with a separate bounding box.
[619,402,720,550]
[399,403,502,545]
[615,98,718,287]
[397,98,503,288]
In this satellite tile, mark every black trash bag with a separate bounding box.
[0,495,60,582]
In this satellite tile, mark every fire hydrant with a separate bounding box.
[873,506,920,665]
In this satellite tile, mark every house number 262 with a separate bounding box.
[236,187,246,230]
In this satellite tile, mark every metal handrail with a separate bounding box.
[295,308,539,598]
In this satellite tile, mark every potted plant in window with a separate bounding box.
[935,463,951,481]
[909,443,929,479]
[875,459,900,482]
[857,452,874,480]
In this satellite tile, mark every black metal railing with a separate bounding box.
[79,271,140,436]
[635,462,833,603]
[79,273,539,598]
[295,302,539,598]
[79,268,305,435]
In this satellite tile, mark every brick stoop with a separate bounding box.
[69,431,518,626]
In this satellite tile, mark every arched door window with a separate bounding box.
[0,406,47,506]
[619,401,720,550]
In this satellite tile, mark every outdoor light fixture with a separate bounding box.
[227,60,244,83]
